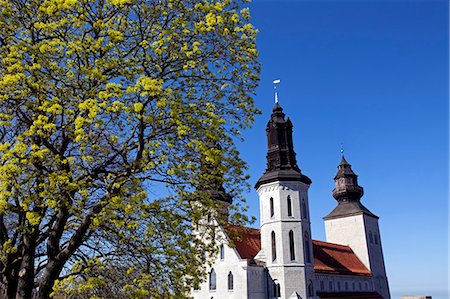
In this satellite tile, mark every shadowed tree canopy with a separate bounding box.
[0,0,260,297]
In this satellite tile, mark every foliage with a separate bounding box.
[0,0,259,297]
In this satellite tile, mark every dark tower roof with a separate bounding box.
[199,142,232,205]
[255,103,311,189]
[324,155,377,220]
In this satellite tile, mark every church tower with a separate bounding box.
[323,154,390,299]
[255,102,316,299]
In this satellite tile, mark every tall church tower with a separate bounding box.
[323,155,390,299]
[255,102,316,299]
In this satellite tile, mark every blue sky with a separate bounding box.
[237,0,448,298]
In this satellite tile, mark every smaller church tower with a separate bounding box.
[255,102,316,299]
[323,154,390,299]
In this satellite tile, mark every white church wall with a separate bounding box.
[324,214,371,270]
[247,266,267,299]
[192,239,250,299]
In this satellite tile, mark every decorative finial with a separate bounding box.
[340,143,344,156]
[273,79,281,103]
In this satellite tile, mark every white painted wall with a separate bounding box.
[324,214,390,299]
[256,180,317,299]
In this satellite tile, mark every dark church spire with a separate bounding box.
[255,102,311,189]
[324,154,377,220]
[199,142,232,205]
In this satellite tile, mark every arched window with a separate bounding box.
[287,195,292,216]
[289,230,295,261]
[227,271,233,290]
[304,232,311,263]
[329,281,333,291]
[270,197,274,218]
[273,283,280,297]
[220,244,224,260]
[359,282,362,290]
[271,231,277,261]
[308,281,314,297]
[302,199,307,219]
[209,269,216,290]
[345,281,348,290]
[320,281,324,290]
[352,282,355,291]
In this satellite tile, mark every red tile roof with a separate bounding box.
[313,240,372,276]
[227,225,261,264]
[227,226,371,277]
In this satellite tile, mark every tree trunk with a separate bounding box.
[37,260,64,299]
[15,246,34,299]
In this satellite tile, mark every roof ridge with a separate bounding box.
[312,239,352,250]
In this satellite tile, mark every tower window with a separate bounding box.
[304,232,311,263]
[302,199,307,219]
[270,197,274,218]
[374,233,379,244]
[220,244,224,260]
[271,231,277,261]
[209,269,216,290]
[273,283,280,297]
[227,271,233,290]
[289,230,295,261]
[369,231,373,243]
[287,195,292,216]
[308,281,314,297]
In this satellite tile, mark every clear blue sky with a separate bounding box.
[237,1,449,298]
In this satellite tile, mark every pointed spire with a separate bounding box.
[324,153,377,220]
[199,141,232,205]
[255,94,311,189]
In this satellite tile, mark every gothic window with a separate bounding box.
[307,281,314,297]
[287,195,292,216]
[304,232,311,263]
[289,230,295,261]
[270,197,274,218]
[271,231,277,261]
[209,269,216,290]
[220,244,224,260]
[369,231,373,243]
[302,199,307,219]
[227,271,234,290]
[273,283,280,297]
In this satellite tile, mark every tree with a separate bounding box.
[0,0,260,297]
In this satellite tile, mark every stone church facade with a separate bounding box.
[192,102,390,299]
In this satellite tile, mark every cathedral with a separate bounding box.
[192,99,390,299]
